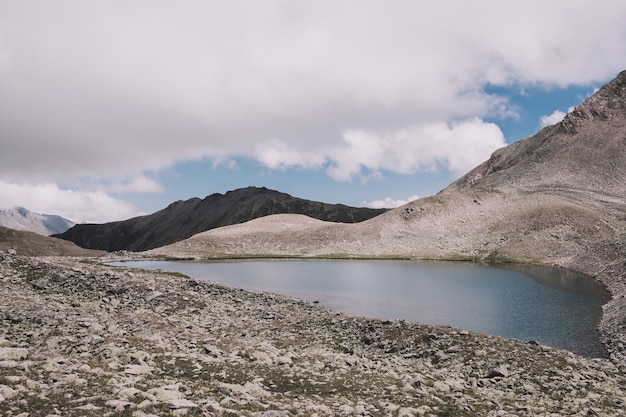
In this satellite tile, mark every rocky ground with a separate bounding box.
[1,253,625,416]
[149,189,626,367]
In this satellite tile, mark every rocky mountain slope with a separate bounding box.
[0,226,101,257]
[54,186,387,252]
[1,254,624,416]
[0,207,75,235]
[151,70,626,364]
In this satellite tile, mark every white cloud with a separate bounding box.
[364,196,420,209]
[325,118,507,181]
[0,181,144,223]
[539,106,576,128]
[1,1,625,219]
[540,110,567,128]
[255,118,505,181]
[2,2,624,179]
[102,176,163,194]
[255,139,327,170]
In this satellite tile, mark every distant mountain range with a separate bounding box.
[0,207,75,235]
[54,186,388,251]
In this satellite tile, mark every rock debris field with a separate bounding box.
[1,254,626,416]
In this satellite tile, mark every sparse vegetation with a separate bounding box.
[1,254,625,416]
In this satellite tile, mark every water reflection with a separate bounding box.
[501,263,609,294]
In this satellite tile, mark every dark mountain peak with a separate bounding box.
[226,185,269,194]
[444,70,626,195]
[55,187,387,252]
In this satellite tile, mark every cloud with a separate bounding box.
[539,106,576,128]
[325,118,507,181]
[540,110,567,128]
[0,181,144,223]
[1,1,625,219]
[101,176,164,194]
[254,118,506,181]
[255,139,327,170]
[364,196,420,209]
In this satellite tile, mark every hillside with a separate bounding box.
[54,186,387,252]
[151,71,626,364]
[445,69,626,199]
[0,226,101,257]
[0,206,75,235]
[153,71,626,263]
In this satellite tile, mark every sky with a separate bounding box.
[1,1,626,223]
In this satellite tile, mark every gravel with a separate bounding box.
[1,254,625,416]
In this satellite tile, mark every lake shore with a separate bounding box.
[112,258,610,359]
[145,203,626,369]
[2,254,625,416]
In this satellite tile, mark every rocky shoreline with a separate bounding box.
[1,254,625,416]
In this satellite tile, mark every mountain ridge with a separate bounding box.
[444,69,626,198]
[150,70,626,364]
[0,206,75,235]
[54,186,388,251]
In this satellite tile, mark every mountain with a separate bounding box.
[0,207,75,235]
[151,71,626,362]
[444,69,626,198]
[155,70,626,263]
[0,226,101,257]
[54,186,388,252]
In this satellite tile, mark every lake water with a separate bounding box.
[113,259,611,358]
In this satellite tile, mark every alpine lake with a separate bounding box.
[111,259,611,358]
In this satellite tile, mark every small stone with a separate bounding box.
[124,364,153,375]
[0,360,19,369]
[433,380,451,393]
[0,385,18,401]
[148,385,185,402]
[137,399,153,409]
[277,354,293,365]
[168,399,198,409]
[251,350,273,364]
[118,387,142,399]
[105,399,134,412]
[486,364,510,378]
[0,347,28,361]
[75,404,102,411]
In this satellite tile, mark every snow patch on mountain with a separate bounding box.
[0,207,75,235]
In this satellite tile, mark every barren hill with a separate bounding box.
[446,69,626,199]
[0,226,101,257]
[54,186,387,252]
[153,71,626,264]
[151,70,626,363]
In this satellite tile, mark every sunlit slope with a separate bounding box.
[149,189,620,265]
[149,71,626,363]
[151,71,626,268]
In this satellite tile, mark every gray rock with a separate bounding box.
[0,347,28,361]
[0,255,625,416]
